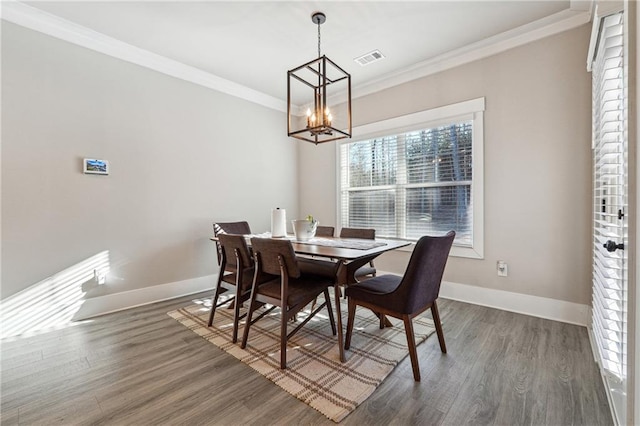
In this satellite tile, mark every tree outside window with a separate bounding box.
[340,121,474,246]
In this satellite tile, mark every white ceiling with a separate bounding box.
[7,1,592,110]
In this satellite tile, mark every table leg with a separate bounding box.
[378,313,393,328]
[334,283,346,362]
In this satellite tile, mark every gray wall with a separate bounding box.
[0,21,596,307]
[299,24,593,305]
[1,22,298,299]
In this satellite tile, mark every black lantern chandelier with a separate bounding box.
[287,12,352,144]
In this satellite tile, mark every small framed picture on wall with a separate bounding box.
[83,158,109,175]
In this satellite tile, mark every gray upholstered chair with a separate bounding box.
[344,231,455,381]
[340,227,377,279]
[241,237,337,369]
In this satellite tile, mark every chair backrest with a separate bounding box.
[395,231,455,314]
[339,227,375,239]
[213,221,252,265]
[250,238,300,279]
[218,233,253,271]
[315,226,335,237]
[213,221,252,236]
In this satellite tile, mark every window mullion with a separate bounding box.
[339,143,349,227]
[396,134,407,239]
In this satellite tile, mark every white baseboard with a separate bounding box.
[71,274,589,326]
[439,280,589,326]
[72,274,216,320]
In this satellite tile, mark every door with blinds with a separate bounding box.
[590,10,628,425]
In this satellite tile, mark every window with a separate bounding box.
[338,98,484,258]
[588,10,628,425]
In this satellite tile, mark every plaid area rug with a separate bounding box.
[168,297,435,422]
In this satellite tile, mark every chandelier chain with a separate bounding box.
[317,20,321,57]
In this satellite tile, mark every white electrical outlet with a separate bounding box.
[94,269,107,285]
[497,261,508,277]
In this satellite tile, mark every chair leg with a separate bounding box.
[323,289,336,335]
[208,275,225,326]
[344,298,356,350]
[240,286,259,349]
[232,287,242,343]
[403,315,421,381]
[431,300,447,353]
[373,311,391,329]
[280,305,288,369]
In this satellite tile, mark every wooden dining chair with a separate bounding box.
[340,227,377,279]
[241,237,337,369]
[344,231,455,381]
[315,225,335,237]
[213,221,252,272]
[297,224,338,278]
[208,234,268,343]
[209,221,253,337]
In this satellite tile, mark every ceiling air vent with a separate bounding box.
[354,50,385,66]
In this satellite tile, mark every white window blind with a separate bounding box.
[339,115,477,250]
[591,10,627,390]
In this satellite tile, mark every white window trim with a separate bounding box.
[335,97,485,259]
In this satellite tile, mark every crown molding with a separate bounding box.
[349,7,592,102]
[569,0,593,13]
[2,1,591,115]
[1,0,288,113]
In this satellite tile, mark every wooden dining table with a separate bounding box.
[287,236,410,362]
[212,233,410,362]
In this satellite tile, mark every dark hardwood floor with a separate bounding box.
[0,292,612,425]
